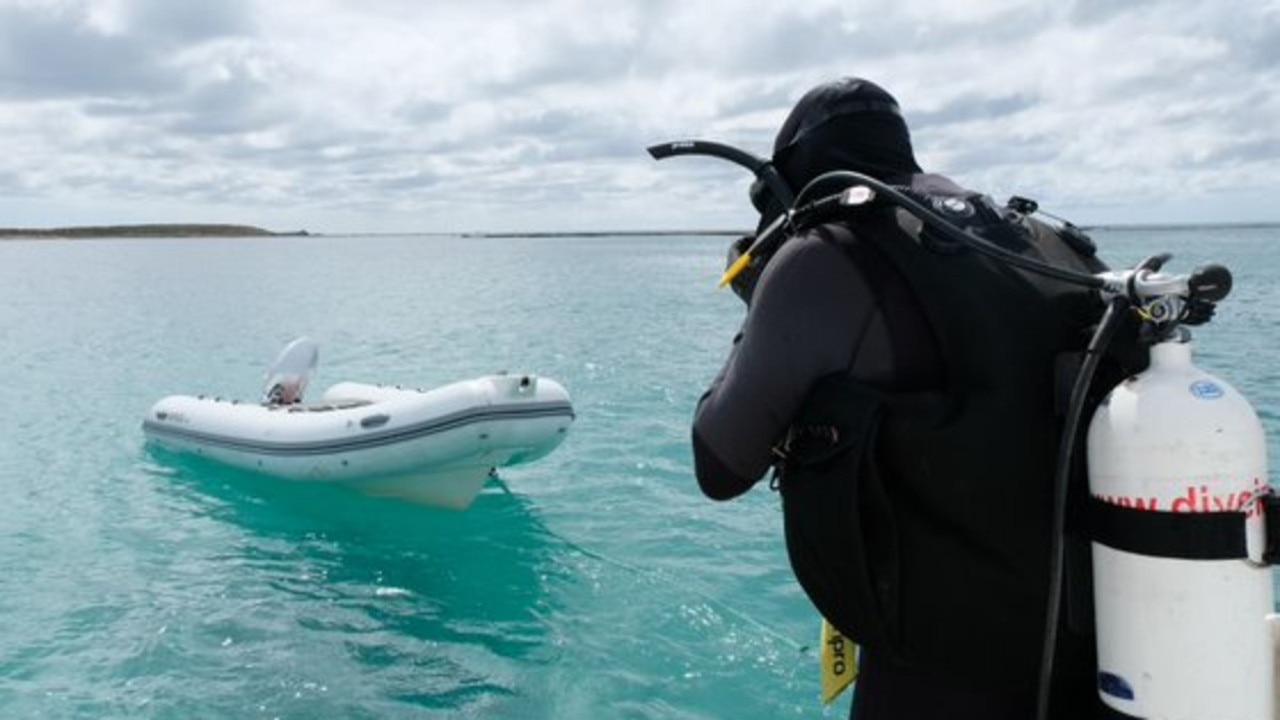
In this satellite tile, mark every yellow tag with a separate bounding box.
[820,619,858,705]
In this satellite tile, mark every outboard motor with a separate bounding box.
[262,336,319,405]
[1087,263,1275,719]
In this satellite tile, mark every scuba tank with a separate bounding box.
[1087,267,1274,719]
[647,140,1278,717]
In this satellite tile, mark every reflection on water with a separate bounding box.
[138,450,564,717]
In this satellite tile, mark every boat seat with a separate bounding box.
[271,399,373,413]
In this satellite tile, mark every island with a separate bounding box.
[0,224,311,239]
[460,229,743,238]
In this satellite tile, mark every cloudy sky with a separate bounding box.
[1,0,1277,234]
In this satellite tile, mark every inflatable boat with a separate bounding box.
[142,338,575,509]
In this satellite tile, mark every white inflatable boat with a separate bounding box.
[142,338,575,509]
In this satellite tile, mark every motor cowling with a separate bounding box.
[1087,337,1273,719]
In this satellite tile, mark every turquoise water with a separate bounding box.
[0,227,1276,718]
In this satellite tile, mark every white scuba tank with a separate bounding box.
[1087,337,1273,719]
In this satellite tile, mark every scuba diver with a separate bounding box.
[679,77,1146,719]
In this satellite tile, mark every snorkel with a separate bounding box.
[646,140,795,289]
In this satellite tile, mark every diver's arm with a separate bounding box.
[691,230,878,499]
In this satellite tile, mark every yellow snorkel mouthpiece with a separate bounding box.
[718,210,790,290]
[719,251,755,288]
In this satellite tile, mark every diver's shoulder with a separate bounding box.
[758,225,866,291]
[908,172,972,197]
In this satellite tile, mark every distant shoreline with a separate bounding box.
[461,229,744,238]
[1080,221,1280,232]
[0,225,745,240]
[3,221,1275,241]
[0,224,310,239]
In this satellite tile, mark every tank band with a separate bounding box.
[1088,498,1248,560]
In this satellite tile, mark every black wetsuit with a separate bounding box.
[692,173,1111,720]
[693,175,960,497]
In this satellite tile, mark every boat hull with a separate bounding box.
[142,374,574,509]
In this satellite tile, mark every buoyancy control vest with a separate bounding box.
[773,190,1119,693]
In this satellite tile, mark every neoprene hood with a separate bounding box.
[773,77,922,191]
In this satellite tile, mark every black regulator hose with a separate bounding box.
[647,140,1109,294]
[793,170,1111,291]
[1034,295,1132,720]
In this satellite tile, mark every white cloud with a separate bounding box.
[0,0,1277,233]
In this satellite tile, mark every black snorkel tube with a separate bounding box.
[647,141,796,288]
[649,138,1233,720]
[647,140,795,207]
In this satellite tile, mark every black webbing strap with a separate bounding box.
[1267,493,1280,565]
[1089,497,1249,560]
